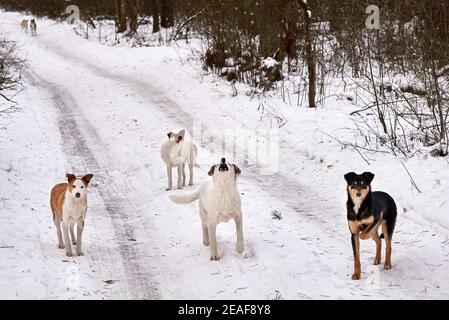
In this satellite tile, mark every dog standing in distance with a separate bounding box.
[20,19,29,33]
[50,173,93,257]
[161,129,198,190]
[170,158,244,261]
[30,19,37,36]
[344,172,397,280]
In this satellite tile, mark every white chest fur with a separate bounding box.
[216,187,240,222]
[62,193,87,223]
[352,197,363,214]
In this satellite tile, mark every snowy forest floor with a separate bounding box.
[1,11,449,299]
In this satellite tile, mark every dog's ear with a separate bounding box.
[344,172,356,184]
[167,132,174,139]
[66,173,76,183]
[82,174,94,185]
[233,164,241,176]
[208,165,216,176]
[177,129,185,143]
[362,172,375,184]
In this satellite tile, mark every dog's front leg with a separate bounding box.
[202,221,210,246]
[177,165,183,189]
[62,221,74,257]
[54,218,65,249]
[188,163,194,186]
[181,163,186,187]
[234,215,244,254]
[166,164,173,191]
[351,233,361,280]
[69,223,76,245]
[208,221,220,260]
[76,219,84,256]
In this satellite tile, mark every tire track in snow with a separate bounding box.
[26,71,159,299]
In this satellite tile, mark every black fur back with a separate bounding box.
[372,191,397,238]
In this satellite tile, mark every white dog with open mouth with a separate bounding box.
[169,158,244,260]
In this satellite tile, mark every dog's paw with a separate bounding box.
[210,255,220,261]
[65,251,74,257]
[58,244,65,249]
[177,186,183,190]
[384,262,392,270]
[72,241,77,245]
[374,257,381,265]
[203,241,210,246]
[165,187,172,191]
[189,182,193,186]
[236,243,244,254]
[351,274,361,280]
[76,251,84,256]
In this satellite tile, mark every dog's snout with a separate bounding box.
[356,192,362,197]
[75,192,81,198]
[219,158,228,171]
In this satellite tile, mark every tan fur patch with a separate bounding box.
[360,216,374,225]
[50,183,68,220]
[348,186,370,202]
[348,220,360,234]
[348,216,374,233]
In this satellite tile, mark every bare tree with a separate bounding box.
[296,0,316,108]
[115,0,127,33]
[129,0,141,33]
[161,0,174,28]
[0,37,26,105]
[152,0,161,33]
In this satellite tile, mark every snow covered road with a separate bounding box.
[1,11,449,299]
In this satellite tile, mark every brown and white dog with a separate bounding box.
[50,173,93,257]
[20,19,29,33]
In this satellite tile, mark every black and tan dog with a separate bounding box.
[344,172,397,280]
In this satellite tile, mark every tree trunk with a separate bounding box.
[129,0,141,34]
[296,0,316,108]
[160,0,174,28]
[152,0,160,33]
[115,0,128,33]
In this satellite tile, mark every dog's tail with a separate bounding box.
[169,190,200,204]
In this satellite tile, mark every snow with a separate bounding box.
[262,57,278,69]
[1,10,449,299]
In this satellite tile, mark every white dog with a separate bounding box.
[161,129,198,190]
[170,158,244,260]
